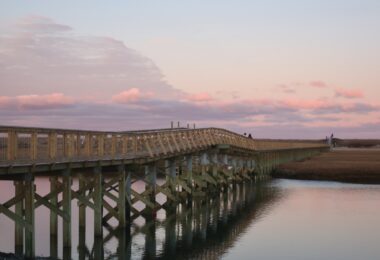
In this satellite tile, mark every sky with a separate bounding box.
[0,0,379,138]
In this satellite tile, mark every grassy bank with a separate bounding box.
[272,148,380,184]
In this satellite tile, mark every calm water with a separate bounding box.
[1,178,380,259]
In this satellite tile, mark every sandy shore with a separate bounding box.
[272,148,380,184]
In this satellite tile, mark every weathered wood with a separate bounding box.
[62,169,72,248]
[7,130,16,160]
[118,165,126,227]
[48,132,57,159]
[94,166,103,236]
[78,175,86,231]
[125,170,131,223]
[30,132,37,160]
[146,164,157,210]
[49,176,58,258]
[14,181,23,254]
[24,175,35,258]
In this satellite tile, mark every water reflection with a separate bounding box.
[72,181,280,259]
[4,178,379,259]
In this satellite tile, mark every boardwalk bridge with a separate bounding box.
[0,126,328,258]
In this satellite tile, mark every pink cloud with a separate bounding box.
[309,81,328,88]
[185,92,214,102]
[0,93,74,109]
[335,88,364,99]
[0,96,12,107]
[112,88,153,103]
[280,99,332,110]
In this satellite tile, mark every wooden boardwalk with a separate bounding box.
[0,125,329,258]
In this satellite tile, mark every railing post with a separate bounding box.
[30,131,37,160]
[98,134,104,157]
[63,133,69,158]
[111,134,117,157]
[122,135,128,155]
[49,132,57,160]
[84,133,91,157]
[7,130,17,161]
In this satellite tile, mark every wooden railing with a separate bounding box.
[0,126,328,165]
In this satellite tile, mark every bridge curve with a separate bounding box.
[0,125,327,175]
[0,125,329,258]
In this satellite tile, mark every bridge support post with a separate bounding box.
[118,165,126,227]
[166,159,176,194]
[126,170,131,224]
[145,163,157,219]
[50,176,58,258]
[14,180,24,256]
[164,208,177,256]
[62,169,72,248]
[145,219,156,258]
[210,152,218,180]
[94,166,103,237]
[24,173,35,259]
[78,174,86,230]
[186,155,193,199]
[185,204,194,248]
[200,152,209,191]
[164,158,178,210]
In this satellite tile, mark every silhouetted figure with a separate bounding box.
[248,133,252,139]
[329,133,335,147]
[244,133,247,136]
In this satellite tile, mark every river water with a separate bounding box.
[0,178,380,259]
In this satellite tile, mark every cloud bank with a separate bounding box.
[0,16,378,138]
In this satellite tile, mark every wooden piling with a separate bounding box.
[94,166,103,237]
[78,174,86,234]
[62,169,72,248]
[49,176,58,258]
[118,165,126,227]
[24,174,35,258]
[14,180,23,256]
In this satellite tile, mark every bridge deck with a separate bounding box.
[0,126,328,175]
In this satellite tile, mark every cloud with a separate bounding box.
[185,92,214,102]
[0,16,378,138]
[0,16,180,100]
[309,80,328,88]
[0,93,74,110]
[112,88,154,103]
[335,88,364,99]
[280,99,332,110]
[15,16,72,33]
[0,93,378,138]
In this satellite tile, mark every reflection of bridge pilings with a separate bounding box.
[152,181,281,259]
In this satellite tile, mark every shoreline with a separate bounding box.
[272,148,380,185]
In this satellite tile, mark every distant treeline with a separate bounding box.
[334,139,380,148]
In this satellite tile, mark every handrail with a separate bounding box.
[0,126,328,164]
